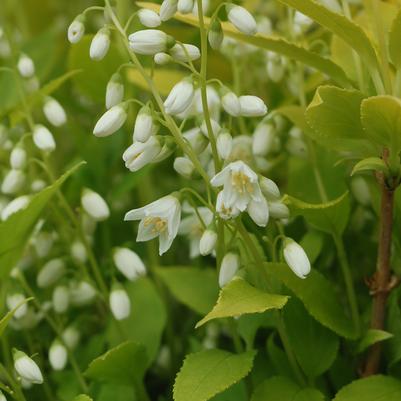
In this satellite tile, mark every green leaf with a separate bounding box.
[173,349,256,401]
[389,10,401,68]
[137,2,352,87]
[284,298,339,378]
[0,161,85,279]
[305,86,374,156]
[357,329,393,354]
[107,277,166,363]
[300,230,324,264]
[251,376,325,401]
[360,96,401,154]
[85,341,147,386]
[351,157,388,176]
[333,375,401,401]
[265,263,357,339]
[283,192,350,235]
[196,278,288,328]
[0,297,33,337]
[156,266,219,315]
[73,395,93,401]
[278,0,379,71]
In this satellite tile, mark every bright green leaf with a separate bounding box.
[351,157,388,176]
[389,10,401,68]
[173,349,256,401]
[357,329,393,354]
[73,395,93,401]
[196,278,288,328]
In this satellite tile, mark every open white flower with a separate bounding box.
[13,350,43,384]
[122,136,162,172]
[124,195,181,255]
[283,238,311,279]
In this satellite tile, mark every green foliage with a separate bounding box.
[173,349,256,401]
[389,10,401,68]
[357,329,393,354]
[73,396,93,401]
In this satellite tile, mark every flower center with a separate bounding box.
[231,171,253,194]
[144,216,167,234]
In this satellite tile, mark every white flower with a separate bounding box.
[33,231,54,258]
[192,0,209,15]
[283,238,311,279]
[17,54,35,78]
[81,188,110,221]
[70,240,87,263]
[10,147,27,169]
[33,124,56,152]
[268,201,289,219]
[200,118,220,138]
[13,350,43,384]
[216,130,233,160]
[113,247,147,281]
[267,58,285,82]
[199,228,217,256]
[138,8,161,27]
[105,73,124,109]
[294,11,313,35]
[6,293,28,319]
[1,169,25,194]
[122,136,162,172]
[133,106,156,142]
[177,0,194,14]
[1,195,30,221]
[179,207,213,258]
[222,91,241,117]
[37,258,66,288]
[129,29,173,55]
[164,79,194,115]
[154,52,172,65]
[351,176,371,206]
[239,96,267,116]
[109,284,131,320]
[69,281,96,306]
[124,195,181,255]
[31,179,46,192]
[43,97,67,127]
[49,341,67,371]
[93,103,127,137]
[260,177,281,201]
[89,28,110,61]
[173,156,194,178]
[252,122,275,156]
[219,253,239,287]
[183,127,208,154]
[67,15,85,44]
[52,286,70,314]
[247,196,269,227]
[160,0,178,21]
[226,5,257,35]
[216,190,240,220]
[0,390,6,401]
[194,86,221,120]
[62,326,80,349]
[169,43,200,61]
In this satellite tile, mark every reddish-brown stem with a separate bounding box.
[363,167,395,376]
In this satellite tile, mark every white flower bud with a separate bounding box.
[49,341,67,371]
[267,59,285,82]
[17,54,35,78]
[10,147,27,169]
[226,5,257,35]
[200,118,220,138]
[90,28,110,61]
[69,281,96,306]
[216,130,232,160]
[138,8,161,27]
[70,240,87,263]
[351,176,371,206]
[62,326,80,349]
[13,350,43,384]
[24,76,39,94]
[252,122,275,156]
[68,15,85,44]
[154,52,172,65]
[43,97,67,127]
[93,103,127,137]
[129,29,173,55]
[164,78,194,115]
[219,252,240,287]
[52,285,69,314]
[81,188,110,221]
[113,247,146,281]
[222,91,241,117]
[109,284,131,320]
[1,195,30,221]
[199,229,217,256]
[178,0,194,14]
[239,96,267,117]
[1,169,25,194]
[183,127,208,154]
[37,258,66,288]
[169,43,200,61]
[160,0,178,21]
[33,231,54,258]
[173,156,194,178]
[283,238,311,279]
[33,124,56,152]
[260,177,281,200]
[6,293,28,319]
[133,106,155,142]
[105,73,124,109]
[269,201,289,219]
[208,19,223,50]
[123,136,162,172]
